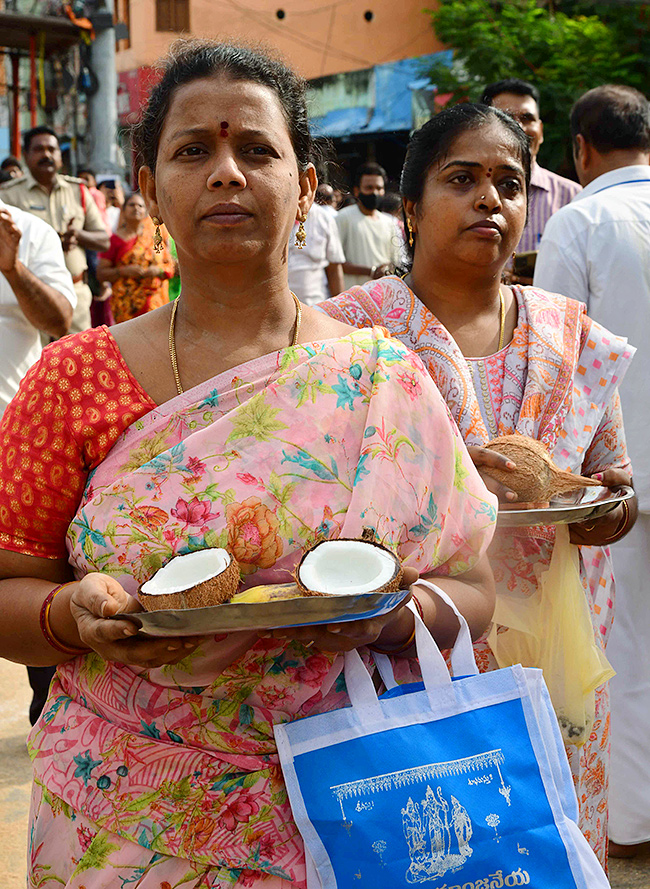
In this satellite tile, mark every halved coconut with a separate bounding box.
[139,549,240,611]
[296,533,403,597]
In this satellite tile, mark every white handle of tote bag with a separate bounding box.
[344,581,479,712]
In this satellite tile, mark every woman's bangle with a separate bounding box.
[39,583,90,656]
[368,594,423,655]
[603,499,631,544]
[579,499,631,539]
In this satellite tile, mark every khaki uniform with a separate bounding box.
[0,172,108,333]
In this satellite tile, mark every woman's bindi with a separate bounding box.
[486,168,493,178]
[220,121,229,138]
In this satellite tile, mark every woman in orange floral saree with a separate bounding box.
[98,192,174,323]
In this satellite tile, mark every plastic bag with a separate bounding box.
[488,524,613,745]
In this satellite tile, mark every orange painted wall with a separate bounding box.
[115,0,443,80]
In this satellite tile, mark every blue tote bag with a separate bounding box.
[274,581,610,889]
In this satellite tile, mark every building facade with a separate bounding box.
[115,0,446,185]
[114,0,443,87]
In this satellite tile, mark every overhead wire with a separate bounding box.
[320,5,338,76]
[219,0,374,68]
[222,0,441,80]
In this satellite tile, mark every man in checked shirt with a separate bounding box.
[481,78,581,283]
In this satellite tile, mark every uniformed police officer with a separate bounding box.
[0,126,110,333]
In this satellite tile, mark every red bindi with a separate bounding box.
[486,168,493,178]
[220,121,229,137]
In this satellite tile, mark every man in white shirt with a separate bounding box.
[534,84,650,857]
[288,202,345,305]
[336,162,403,289]
[0,199,76,726]
[0,199,76,415]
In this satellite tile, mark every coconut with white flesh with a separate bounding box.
[139,548,241,611]
[296,533,403,597]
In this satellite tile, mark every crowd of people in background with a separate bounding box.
[0,131,414,326]
[0,55,648,885]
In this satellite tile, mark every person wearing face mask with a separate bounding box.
[336,162,403,288]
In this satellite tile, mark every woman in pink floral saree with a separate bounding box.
[320,105,637,868]
[0,44,496,889]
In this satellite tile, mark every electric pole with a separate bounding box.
[87,0,121,174]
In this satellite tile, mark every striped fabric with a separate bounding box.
[517,162,582,253]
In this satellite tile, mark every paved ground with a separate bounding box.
[0,658,34,889]
[611,848,650,889]
[0,657,648,888]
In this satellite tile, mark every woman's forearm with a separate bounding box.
[416,556,496,647]
[97,265,121,283]
[0,577,83,666]
[376,555,495,652]
[569,492,638,546]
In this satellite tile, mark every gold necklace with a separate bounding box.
[497,287,506,352]
[168,293,302,397]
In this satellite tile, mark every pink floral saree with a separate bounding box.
[27,326,496,888]
[320,278,635,867]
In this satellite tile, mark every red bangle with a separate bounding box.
[39,583,90,656]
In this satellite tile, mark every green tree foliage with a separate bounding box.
[426,0,650,174]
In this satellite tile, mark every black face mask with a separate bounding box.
[358,192,381,211]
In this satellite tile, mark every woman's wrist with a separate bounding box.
[369,596,424,655]
[375,606,414,649]
[47,582,87,653]
[571,499,632,545]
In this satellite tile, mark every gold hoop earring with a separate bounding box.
[295,215,307,250]
[406,217,415,248]
[152,216,164,253]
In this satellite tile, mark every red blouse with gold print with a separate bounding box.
[0,327,155,559]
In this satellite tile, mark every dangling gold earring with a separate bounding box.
[152,216,164,253]
[406,218,415,248]
[294,215,307,249]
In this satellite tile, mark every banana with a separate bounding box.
[229,583,303,604]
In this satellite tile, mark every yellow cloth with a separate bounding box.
[488,525,614,746]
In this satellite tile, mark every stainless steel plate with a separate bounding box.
[497,484,634,527]
[112,586,410,637]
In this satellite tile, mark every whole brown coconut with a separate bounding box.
[482,434,600,502]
